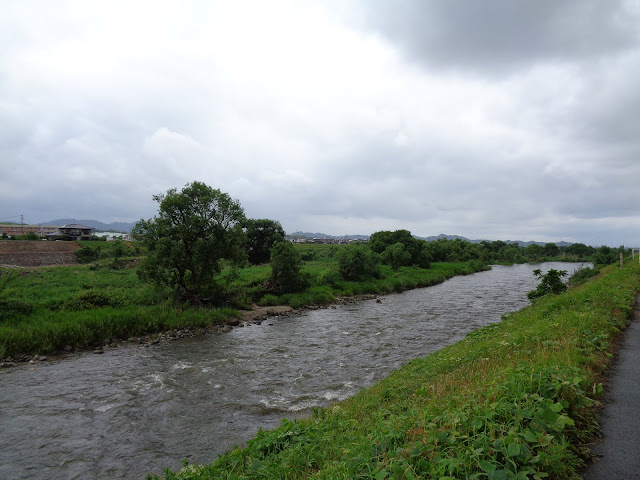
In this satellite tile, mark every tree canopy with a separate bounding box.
[243,218,285,265]
[133,181,246,304]
[338,242,380,281]
[369,229,431,268]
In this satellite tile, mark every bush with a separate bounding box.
[19,232,40,241]
[0,298,34,321]
[75,245,101,264]
[270,241,309,293]
[300,250,318,261]
[66,290,122,310]
[338,243,380,281]
[527,268,568,300]
[569,265,602,287]
[381,242,411,271]
[318,268,342,288]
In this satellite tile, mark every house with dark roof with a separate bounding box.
[55,224,95,241]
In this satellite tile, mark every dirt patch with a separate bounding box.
[238,305,294,323]
[0,241,80,266]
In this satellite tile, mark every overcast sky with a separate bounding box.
[2,1,640,246]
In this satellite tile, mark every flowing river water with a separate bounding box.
[0,262,587,479]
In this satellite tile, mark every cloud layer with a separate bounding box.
[2,0,640,246]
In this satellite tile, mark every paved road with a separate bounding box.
[582,294,640,479]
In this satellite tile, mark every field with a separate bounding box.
[153,259,640,479]
[0,242,485,359]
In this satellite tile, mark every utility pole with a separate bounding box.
[21,214,24,235]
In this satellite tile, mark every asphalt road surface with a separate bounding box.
[582,294,640,479]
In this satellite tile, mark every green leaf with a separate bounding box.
[479,460,496,473]
[556,415,575,428]
[375,469,388,480]
[506,442,521,456]
[541,407,559,425]
[488,470,509,480]
[549,402,563,413]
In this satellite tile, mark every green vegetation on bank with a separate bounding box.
[0,262,236,358]
[0,241,485,359]
[152,260,640,480]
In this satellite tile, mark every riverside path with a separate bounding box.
[582,294,640,479]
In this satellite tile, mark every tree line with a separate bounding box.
[132,182,625,306]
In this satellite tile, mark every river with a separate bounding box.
[0,262,587,479]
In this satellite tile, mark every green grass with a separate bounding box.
[152,260,640,480]
[0,245,486,358]
[0,264,236,358]
[258,262,486,308]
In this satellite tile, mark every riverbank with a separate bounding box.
[155,260,640,479]
[0,260,486,361]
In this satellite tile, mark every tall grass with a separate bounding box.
[259,262,486,307]
[153,260,640,479]
[0,252,484,358]
[0,265,234,357]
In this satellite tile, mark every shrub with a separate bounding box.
[318,268,342,288]
[527,268,568,300]
[270,241,309,293]
[300,250,318,261]
[0,298,34,321]
[66,290,122,310]
[19,232,40,240]
[381,242,411,271]
[338,243,380,281]
[569,265,602,287]
[74,245,101,264]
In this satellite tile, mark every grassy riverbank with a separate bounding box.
[153,260,640,480]
[0,244,485,358]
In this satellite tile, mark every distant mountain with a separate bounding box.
[417,233,475,242]
[41,219,137,233]
[288,231,370,241]
[290,231,573,247]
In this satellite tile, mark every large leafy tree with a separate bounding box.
[133,181,246,304]
[243,218,285,264]
[369,229,431,268]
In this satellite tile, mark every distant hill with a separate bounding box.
[417,233,475,242]
[416,234,572,247]
[288,231,370,241]
[289,231,573,247]
[41,219,137,233]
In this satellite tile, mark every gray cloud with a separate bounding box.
[355,0,639,74]
[1,1,639,246]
